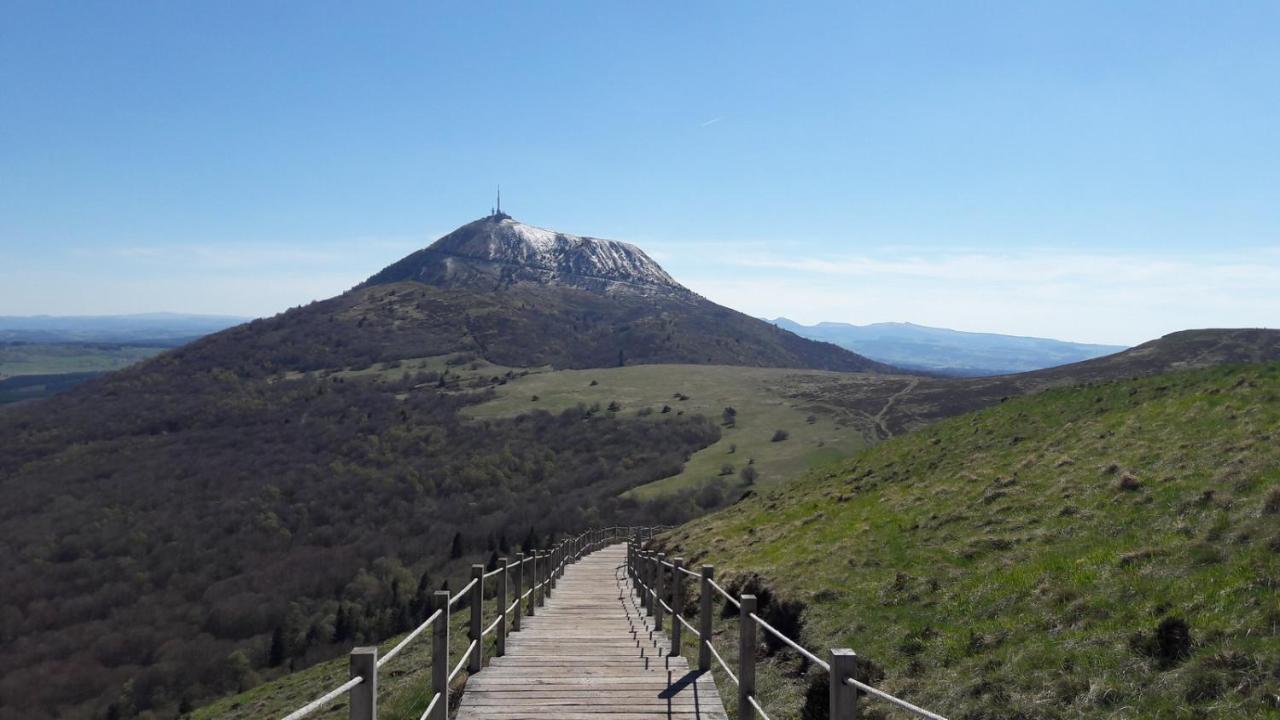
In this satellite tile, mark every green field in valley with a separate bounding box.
[0,342,165,379]
[463,363,880,499]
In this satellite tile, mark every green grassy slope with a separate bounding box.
[661,363,1280,719]
[463,364,880,498]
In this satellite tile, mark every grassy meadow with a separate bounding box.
[0,342,165,379]
[463,363,880,499]
[291,356,889,499]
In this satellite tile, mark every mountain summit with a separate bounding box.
[364,215,684,295]
[345,214,891,372]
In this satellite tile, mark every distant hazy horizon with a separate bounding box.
[4,2,1279,345]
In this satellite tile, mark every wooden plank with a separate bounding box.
[455,543,727,720]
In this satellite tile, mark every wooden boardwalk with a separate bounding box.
[456,543,727,720]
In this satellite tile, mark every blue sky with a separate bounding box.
[2,1,1277,345]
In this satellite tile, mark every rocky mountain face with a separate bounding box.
[363,214,685,296]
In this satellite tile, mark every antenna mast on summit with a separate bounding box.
[497,185,501,215]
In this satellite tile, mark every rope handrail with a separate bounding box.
[676,613,700,639]
[624,525,947,712]
[279,676,363,720]
[845,677,950,720]
[482,614,502,637]
[626,529,951,720]
[415,693,440,720]
[277,526,650,720]
[449,577,478,607]
[706,639,737,686]
[377,609,442,669]
[747,695,773,720]
[449,640,477,682]
[748,612,829,672]
[706,578,740,608]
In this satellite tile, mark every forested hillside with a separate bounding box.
[0,349,718,720]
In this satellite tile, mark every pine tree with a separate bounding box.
[268,625,287,667]
[450,531,464,559]
[412,569,433,620]
[334,604,353,642]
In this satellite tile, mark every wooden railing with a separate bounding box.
[627,535,950,720]
[280,526,655,720]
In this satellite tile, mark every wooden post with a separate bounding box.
[699,565,714,671]
[535,551,545,608]
[349,646,376,720]
[468,564,483,673]
[497,557,509,657]
[513,552,524,631]
[545,547,554,599]
[430,591,450,720]
[529,552,538,613]
[548,545,556,594]
[830,648,860,719]
[671,557,684,654]
[554,543,561,584]
[643,552,654,616]
[738,595,757,720]
[654,552,666,631]
[633,547,642,606]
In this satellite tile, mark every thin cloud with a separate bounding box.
[699,117,723,127]
[723,249,1280,286]
[666,247,1280,345]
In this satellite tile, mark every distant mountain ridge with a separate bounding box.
[0,313,248,343]
[772,318,1127,376]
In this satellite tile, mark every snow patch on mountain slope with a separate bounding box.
[509,222,559,252]
[429,216,680,290]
